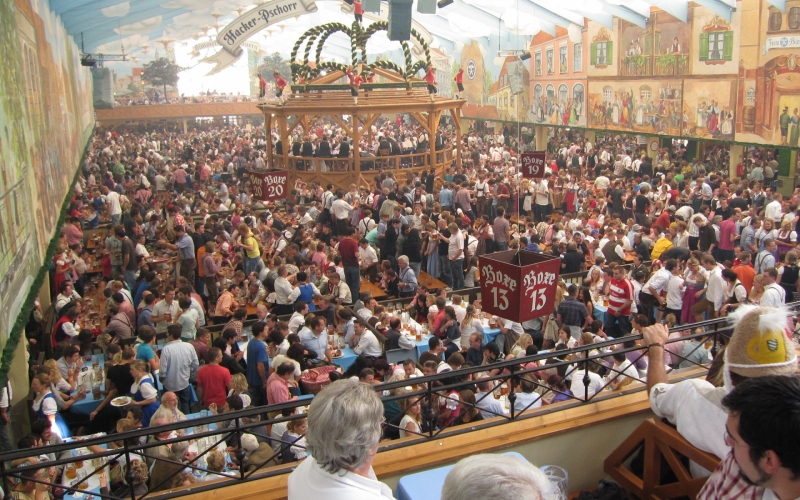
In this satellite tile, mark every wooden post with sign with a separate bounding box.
[520,151,547,179]
[479,250,561,323]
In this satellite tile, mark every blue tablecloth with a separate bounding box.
[333,335,438,370]
[593,303,608,323]
[396,452,527,500]
[70,355,106,415]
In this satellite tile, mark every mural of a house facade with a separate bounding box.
[489,56,530,122]
[528,24,588,127]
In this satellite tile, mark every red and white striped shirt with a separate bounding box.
[697,452,767,500]
[608,277,634,316]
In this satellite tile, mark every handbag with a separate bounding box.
[544,314,559,342]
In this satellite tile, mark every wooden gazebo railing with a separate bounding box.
[258,87,465,188]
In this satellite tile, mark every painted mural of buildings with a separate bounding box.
[528,25,588,127]
[488,56,530,122]
[736,0,800,145]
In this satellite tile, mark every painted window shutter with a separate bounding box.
[723,31,734,60]
[607,41,613,65]
[699,33,709,61]
[590,42,597,65]
[778,148,792,177]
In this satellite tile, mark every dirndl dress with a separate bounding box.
[34,392,71,439]
[133,375,160,427]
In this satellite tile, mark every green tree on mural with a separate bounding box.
[483,68,494,104]
[127,82,140,94]
[258,52,292,82]
[141,57,181,98]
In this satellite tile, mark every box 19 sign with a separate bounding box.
[480,255,561,323]
[520,152,546,179]
[250,170,287,202]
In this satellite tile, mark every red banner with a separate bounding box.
[480,250,561,323]
[249,170,287,202]
[520,152,546,179]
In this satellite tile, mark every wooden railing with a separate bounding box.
[604,418,721,500]
[276,148,454,172]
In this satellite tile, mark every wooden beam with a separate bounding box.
[330,115,352,137]
[353,115,360,178]
[287,116,302,135]
[360,113,382,138]
[265,113,274,169]
[279,115,291,174]
[410,112,431,136]
[454,108,462,170]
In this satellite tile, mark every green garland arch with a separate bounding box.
[290,20,433,82]
[0,126,95,388]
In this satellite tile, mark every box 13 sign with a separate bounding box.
[480,258,560,322]
[520,152,546,179]
[250,170,287,202]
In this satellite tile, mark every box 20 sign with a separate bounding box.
[520,152,546,179]
[250,170,287,202]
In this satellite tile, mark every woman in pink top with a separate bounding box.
[311,242,327,269]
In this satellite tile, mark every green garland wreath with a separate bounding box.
[290,20,434,82]
[0,126,95,387]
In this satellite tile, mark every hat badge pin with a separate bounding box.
[746,329,786,365]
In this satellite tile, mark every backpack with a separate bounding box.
[271,217,286,232]
[575,480,628,500]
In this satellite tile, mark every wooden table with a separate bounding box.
[361,279,388,300]
[79,281,108,332]
[418,271,447,291]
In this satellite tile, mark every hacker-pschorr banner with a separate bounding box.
[201,0,318,75]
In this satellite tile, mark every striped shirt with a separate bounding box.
[608,277,634,316]
[697,452,767,500]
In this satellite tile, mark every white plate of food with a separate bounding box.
[110,396,133,407]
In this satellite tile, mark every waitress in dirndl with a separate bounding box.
[129,360,160,427]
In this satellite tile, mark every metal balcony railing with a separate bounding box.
[6,305,799,500]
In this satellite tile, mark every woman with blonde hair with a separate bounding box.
[776,219,798,258]
[129,359,159,426]
[282,418,309,463]
[509,333,533,358]
[460,305,484,349]
[399,397,422,438]
[31,373,70,438]
[227,373,251,408]
[43,359,75,396]
[203,450,234,481]
[236,222,261,276]
[756,217,778,252]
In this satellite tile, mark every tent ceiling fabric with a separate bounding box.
[53,0,734,57]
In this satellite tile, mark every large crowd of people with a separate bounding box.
[9,111,800,499]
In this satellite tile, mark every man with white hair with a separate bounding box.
[441,454,549,500]
[288,379,392,499]
[397,255,418,298]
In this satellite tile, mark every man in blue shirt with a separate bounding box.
[137,293,155,328]
[246,321,269,407]
[298,316,331,365]
[160,325,199,415]
[439,184,453,213]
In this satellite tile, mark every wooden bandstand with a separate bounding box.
[257,77,465,188]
